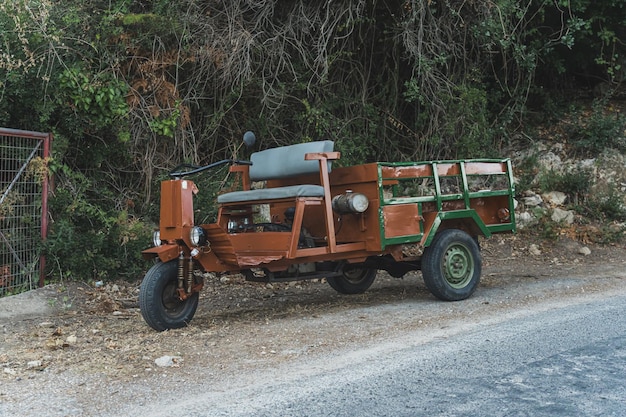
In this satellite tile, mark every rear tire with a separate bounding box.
[327,265,377,294]
[139,260,199,331]
[422,229,481,301]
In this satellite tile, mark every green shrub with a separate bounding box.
[514,154,540,197]
[44,164,152,281]
[579,186,626,222]
[526,208,560,241]
[537,168,593,205]
[566,101,626,157]
[596,224,626,244]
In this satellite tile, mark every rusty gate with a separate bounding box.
[0,128,51,295]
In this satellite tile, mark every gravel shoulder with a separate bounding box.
[1,234,625,416]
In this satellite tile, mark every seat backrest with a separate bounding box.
[249,140,334,181]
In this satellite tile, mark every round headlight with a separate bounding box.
[190,226,206,246]
[152,230,162,247]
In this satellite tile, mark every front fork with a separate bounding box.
[176,251,203,300]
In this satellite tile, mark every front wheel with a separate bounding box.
[326,264,377,294]
[139,260,199,331]
[421,229,481,301]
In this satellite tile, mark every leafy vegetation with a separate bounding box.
[1,0,626,281]
[538,168,594,206]
[565,100,626,157]
[579,186,626,223]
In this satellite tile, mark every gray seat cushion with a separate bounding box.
[217,140,334,205]
[249,141,334,181]
[217,184,324,204]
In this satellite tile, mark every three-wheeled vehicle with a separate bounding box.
[140,132,516,331]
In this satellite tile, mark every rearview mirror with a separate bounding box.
[243,131,256,148]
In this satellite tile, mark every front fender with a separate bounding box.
[142,244,181,263]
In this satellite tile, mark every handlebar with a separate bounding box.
[169,159,252,178]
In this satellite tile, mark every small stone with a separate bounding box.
[111,284,120,292]
[551,208,574,225]
[516,212,535,228]
[578,158,596,169]
[26,360,43,370]
[220,276,230,283]
[578,246,591,256]
[155,355,183,368]
[522,194,543,207]
[4,368,17,375]
[66,335,77,344]
[529,244,541,256]
[542,191,567,206]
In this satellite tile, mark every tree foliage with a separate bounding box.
[1,0,625,280]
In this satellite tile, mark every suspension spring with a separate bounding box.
[177,252,184,289]
[187,257,194,294]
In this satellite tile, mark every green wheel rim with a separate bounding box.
[442,243,474,288]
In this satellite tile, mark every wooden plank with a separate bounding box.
[464,162,507,175]
[380,164,433,179]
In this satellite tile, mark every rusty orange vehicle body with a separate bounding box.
[139,133,516,331]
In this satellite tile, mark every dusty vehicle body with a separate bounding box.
[140,134,516,331]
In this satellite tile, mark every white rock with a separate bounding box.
[529,244,541,256]
[537,151,562,172]
[516,212,535,228]
[542,191,567,206]
[578,159,596,169]
[551,208,575,225]
[522,194,543,207]
[66,335,77,344]
[26,360,43,369]
[155,355,183,368]
[578,246,592,256]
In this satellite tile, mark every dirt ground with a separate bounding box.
[1,232,625,415]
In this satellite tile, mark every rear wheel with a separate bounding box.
[422,229,481,301]
[139,260,199,331]
[326,264,377,294]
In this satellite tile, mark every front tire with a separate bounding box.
[326,264,377,294]
[422,229,481,301]
[139,260,199,331]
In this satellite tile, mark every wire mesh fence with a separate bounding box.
[0,128,51,296]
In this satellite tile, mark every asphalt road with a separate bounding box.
[146,292,626,417]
